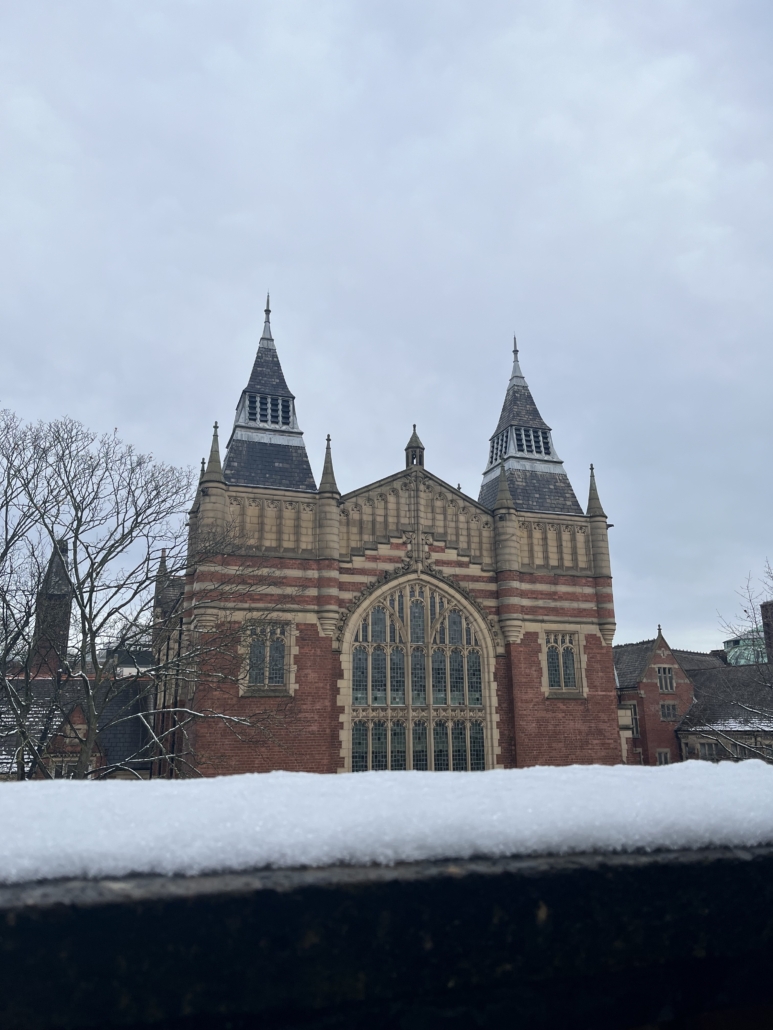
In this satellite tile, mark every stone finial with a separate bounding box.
[319,434,339,494]
[586,463,606,519]
[259,292,274,347]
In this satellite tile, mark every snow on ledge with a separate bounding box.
[2,762,773,885]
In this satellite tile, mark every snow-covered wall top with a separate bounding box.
[3,763,773,885]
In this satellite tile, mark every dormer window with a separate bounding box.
[248,394,257,421]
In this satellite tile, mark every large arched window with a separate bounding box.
[349,583,488,772]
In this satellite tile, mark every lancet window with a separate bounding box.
[246,623,288,690]
[350,584,488,772]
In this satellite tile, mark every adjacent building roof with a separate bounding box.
[613,639,657,690]
[680,665,773,733]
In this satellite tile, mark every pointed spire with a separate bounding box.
[158,548,167,578]
[319,434,339,494]
[509,334,525,384]
[587,463,606,518]
[203,422,224,483]
[199,457,205,480]
[259,292,275,348]
[493,462,513,511]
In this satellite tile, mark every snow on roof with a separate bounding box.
[2,762,773,885]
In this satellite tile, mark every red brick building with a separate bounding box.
[159,300,622,774]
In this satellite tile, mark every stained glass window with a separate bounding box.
[246,624,289,690]
[390,648,405,706]
[448,611,463,645]
[411,649,427,705]
[545,632,580,692]
[372,721,387,771]
[352,722,368,772]
[371,607,387,643]
[470,722,485,770]
[467,652,482,706]
[449,650,465,705]
[248,639,265,685]
[412,721,428,770]
[268,638,285,685]
[349,585,488,771]
[410,601,425,643]
[451,721,468,771]
[547,645,561,690]
[433,721,449,771]
[391,723,407,771]
[562,647,576,689]
[371,648,387,706]
[353,647,368,704]
[432,650,447,705]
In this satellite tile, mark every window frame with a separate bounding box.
[241,621,292,697]
[543,631,584,697]
[657,666,676,693]
[347,585,490,772]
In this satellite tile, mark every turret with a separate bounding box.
[222,296,316,492]
[405,425,425,468]
[479,337,582,515]
[493,464,523,644]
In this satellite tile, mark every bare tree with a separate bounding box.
[682,565,773,763]
[0,413,297,780]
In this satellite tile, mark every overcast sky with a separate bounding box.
[1,1,771,650]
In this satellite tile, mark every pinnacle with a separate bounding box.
[586,463,606,518]
[202,422,224,483]
[319,434,339,494]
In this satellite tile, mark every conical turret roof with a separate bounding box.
[222,298,317,492]
[478,336,582,516]
[493,337,550,435]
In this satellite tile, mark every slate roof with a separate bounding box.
[223,439,317,492]
[1,677,152,777]
[613,640,726,691]
[246,345,294,398]
[613,640,656,690]
[672,649,726,672]
[479,468,583,515]
[680,664,773,732]
[493,380,551,436]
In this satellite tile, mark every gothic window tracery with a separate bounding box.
[350,585,487,772]
[545,632,579,692]
[247,623,288,689]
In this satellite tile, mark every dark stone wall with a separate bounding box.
[3,847,773,1029]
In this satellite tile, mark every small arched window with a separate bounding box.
[546,632,580,692]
